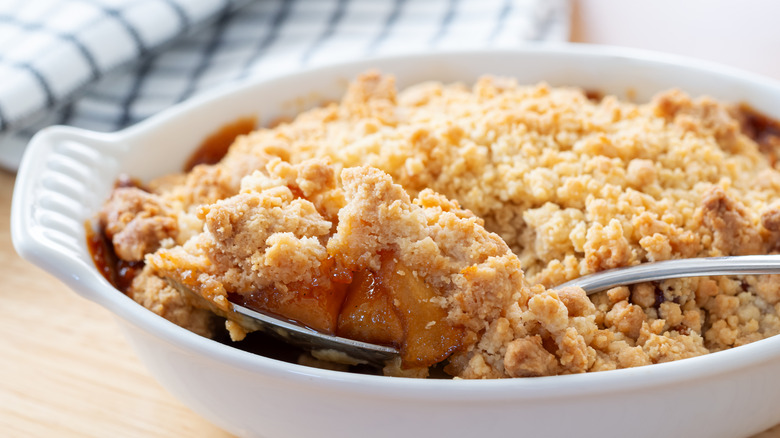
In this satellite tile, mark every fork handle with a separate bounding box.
[556,255,780,295]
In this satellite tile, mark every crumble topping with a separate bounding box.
[97,71,780,378]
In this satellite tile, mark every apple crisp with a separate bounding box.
[95,71,780,378]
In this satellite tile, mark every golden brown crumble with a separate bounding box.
[98,71,780,378]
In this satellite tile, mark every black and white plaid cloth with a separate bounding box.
[0,0,570,170]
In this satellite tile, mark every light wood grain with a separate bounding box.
[0,170,233,437]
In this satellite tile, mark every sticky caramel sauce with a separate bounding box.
[85,223,143,295]
[584,89,603,102]
[184,115,257,171]
[737,104,780,166]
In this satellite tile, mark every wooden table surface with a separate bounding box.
[0,169,232,437]
[4,167,780,437]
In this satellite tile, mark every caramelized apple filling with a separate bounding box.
[235,281,349,335]
[338,267,404,346]
[338,253,464,367]
[206,250,465,368]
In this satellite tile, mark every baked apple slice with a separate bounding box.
[338,253,464,367]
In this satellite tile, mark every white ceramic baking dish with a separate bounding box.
[12,46,780,438]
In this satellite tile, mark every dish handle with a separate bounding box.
[11,125,124,305]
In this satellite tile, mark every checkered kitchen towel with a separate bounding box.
[0,0,570,170]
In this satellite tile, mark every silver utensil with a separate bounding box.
[556,255,780,294]
[170,255,780,365]
[165,277,398,365]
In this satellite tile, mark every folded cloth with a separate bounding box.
[0,0,570,170]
